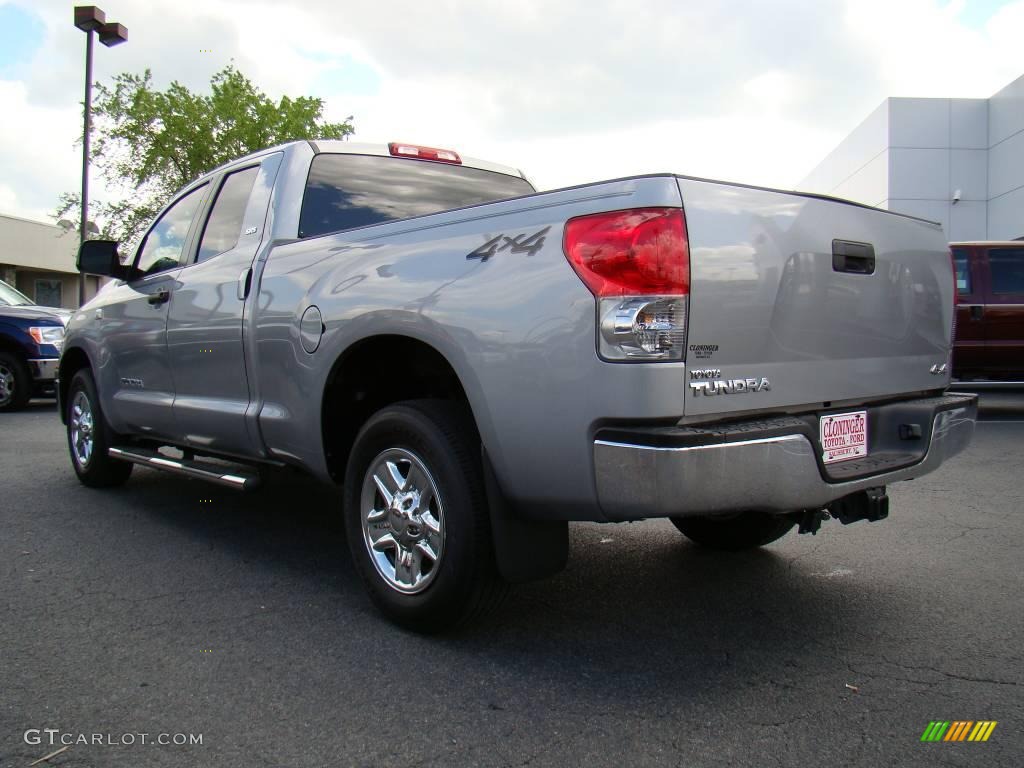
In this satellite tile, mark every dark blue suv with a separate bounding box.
[0,279,69,410]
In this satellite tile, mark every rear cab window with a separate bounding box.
[298,154,535,239]
[197,166,260,263]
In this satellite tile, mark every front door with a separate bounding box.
[166,154,281,458]
[99,183,208,438]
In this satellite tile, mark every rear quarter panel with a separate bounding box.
[253,176,686,517]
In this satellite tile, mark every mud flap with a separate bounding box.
[482,449,568,583]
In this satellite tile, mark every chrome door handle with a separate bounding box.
[237,268,253,300]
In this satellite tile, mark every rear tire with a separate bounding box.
[670,511,794,551]
[0,351,31,411]
[66,369,133,488]
[343,400,507,633]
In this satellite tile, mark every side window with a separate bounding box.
[196,166,260,263]
[988,248,1024,295]
[952,247,972,295]
[136,185,206,276]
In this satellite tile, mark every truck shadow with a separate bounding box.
[103,465,890,710]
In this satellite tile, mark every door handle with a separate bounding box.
[832,239,876,275]
[237,267,253,300]
[148,289,170,306]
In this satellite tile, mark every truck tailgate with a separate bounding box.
[678,177,953,417]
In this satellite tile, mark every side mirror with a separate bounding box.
[77,240,130,279]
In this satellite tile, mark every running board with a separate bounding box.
[108,447,261,490]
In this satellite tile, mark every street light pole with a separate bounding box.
[73,6,127,308]
[79,26,93,309]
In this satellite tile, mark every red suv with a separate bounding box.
[952,241,1024,381]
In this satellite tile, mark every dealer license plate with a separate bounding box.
[820,410,868,464]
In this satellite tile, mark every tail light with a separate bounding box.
[563,207,689,360]
[388,142,461,164]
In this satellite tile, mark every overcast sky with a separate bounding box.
[1,0,1022,223]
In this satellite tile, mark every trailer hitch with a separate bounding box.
[794,487,889,535]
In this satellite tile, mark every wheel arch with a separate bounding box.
[57,346,93,424]
[319,332,568,584]
[320,334,476,483]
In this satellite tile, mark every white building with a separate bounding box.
[799,73,1024,242]
[0,213,101,308]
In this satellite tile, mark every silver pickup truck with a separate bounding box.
[61,140,977,631]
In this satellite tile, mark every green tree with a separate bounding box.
[57,64,353,245]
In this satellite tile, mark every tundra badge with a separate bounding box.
[689,377,771,396]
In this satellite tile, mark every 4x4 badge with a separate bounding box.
[467,226,550,261]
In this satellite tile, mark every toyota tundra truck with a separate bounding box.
[59,140,977,631]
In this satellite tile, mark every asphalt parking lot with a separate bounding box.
[2,400,1022,767]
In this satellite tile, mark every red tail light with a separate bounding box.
[563,208,689,297]
[388,142,462,164]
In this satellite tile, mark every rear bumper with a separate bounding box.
[593,393,977,520]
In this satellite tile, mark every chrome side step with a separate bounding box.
[108,447,261,490]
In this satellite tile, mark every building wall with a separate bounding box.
[988,74,1024,239]
[0,213,79,272]
[886,97,988,242]
[0,213,98,308]
[11,269,99,309]
[798,100,889,206]
[799,74,1024,242]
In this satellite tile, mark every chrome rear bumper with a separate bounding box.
[594,395,977,520]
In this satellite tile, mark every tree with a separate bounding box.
[57,65,353,245]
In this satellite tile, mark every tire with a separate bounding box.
[0,351,32,411]
[670,511,794,551]
[66,368,133,488]
[343,400,507,633]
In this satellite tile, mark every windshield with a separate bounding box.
[0,280,32,307]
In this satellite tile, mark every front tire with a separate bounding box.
[0,351,31,411]
[66,369,132,488]
[343,400,506,632]
[670,511,794,551]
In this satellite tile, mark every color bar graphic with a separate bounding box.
[967,721,998,742]
[944,721,972,741]
[921,721,948,741]
[921,720,997,742]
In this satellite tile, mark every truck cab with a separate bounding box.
[951,241,1024,381]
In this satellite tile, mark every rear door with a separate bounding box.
[166,153,283,457]
[951,245,987,378]
[980,245,1024,378]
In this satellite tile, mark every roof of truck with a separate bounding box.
[198,140,526,182]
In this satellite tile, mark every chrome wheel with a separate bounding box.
[0,362,14,407]
[361,448,445,594]
[69,390,95,468]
